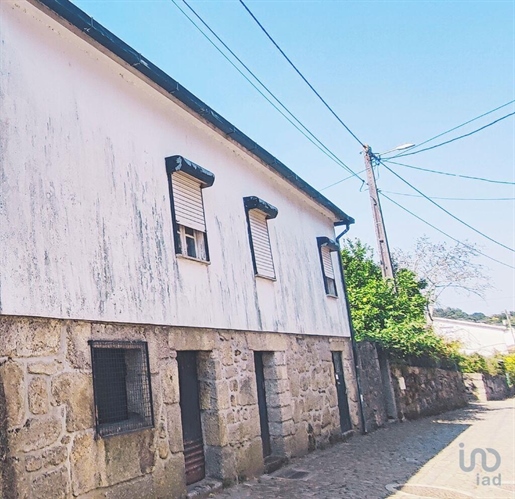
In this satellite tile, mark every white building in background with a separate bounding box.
[0,0,362,497]
[433,317,515,356]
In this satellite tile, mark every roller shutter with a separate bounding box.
[172,172,206,232]
[248,210,275,278]
[321,246,335,279]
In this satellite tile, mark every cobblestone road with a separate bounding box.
[214,399,515,499]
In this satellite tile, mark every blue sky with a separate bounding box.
[74,0,514,315]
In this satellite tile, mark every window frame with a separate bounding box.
[89,340,155,438]
[243,196,278,280]
[166,155,215,263]
[317,236,340,298]
[176,224,208,262]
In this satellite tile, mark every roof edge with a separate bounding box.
[31,0,354,226]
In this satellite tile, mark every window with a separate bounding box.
[244,196,278,279]
[317,237,339,297]
[166,155,215,262]
[89,340,154,437]
[177,224,207,260]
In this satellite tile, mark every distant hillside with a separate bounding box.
[434,307,514,325]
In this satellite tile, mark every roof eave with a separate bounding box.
[31,0,355,226]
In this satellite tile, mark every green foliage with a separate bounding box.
[456,352,510,375]
[505,354,515,385]
[505,353,515,377]
[341,239,450,358]
[457,353,489,374]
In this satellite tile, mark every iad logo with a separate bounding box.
[459,443,502,487]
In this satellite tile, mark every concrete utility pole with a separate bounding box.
[363,145,395,281]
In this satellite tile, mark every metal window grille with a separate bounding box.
[89,340,154,437]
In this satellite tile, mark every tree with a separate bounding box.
[434,307,515,325]
[393,236,490,316]
[341,239,449,358]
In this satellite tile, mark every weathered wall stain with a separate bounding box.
[0,1,352,338]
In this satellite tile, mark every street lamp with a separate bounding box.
[378,143,416,157]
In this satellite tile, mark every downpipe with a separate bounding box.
[335,224,367,434]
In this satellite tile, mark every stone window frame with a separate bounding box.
[89,340,155,438]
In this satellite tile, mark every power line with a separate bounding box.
[171,0,365,184]
[377,158,515,253]
[320,169,367,191]
[238,0,364,148]
[391,111,515,158]
[387,99,515,158]
[381,190,515,202]
[381,193,515,270]
[384,160,515,185]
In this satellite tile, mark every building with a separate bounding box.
[433,318,515,356]
[0,0,362,497]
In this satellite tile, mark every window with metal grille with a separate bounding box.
[165,155,215,262]
[317,237,339,297]
[243,196,278,280]
[89,340,154,437]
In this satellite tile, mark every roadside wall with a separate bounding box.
[355,342,388,431]
[390,364,468,420]
[356,342,469,427]
[463,373,515,402]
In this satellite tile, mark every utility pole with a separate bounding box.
[363,145,395,281]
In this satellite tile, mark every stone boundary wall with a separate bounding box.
[463,373,515,402]
[356,342,469,425]
[0,315,360,498]
[390,364,468,420]
[355,342,388,431]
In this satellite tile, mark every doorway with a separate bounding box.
[331,351,352,433]
[254,351,272,457]
[177,351,205,485]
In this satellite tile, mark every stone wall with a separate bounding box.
[0,315,360,498]
[390,364,468,420]
[463,373,515,402]
[355,342,388,431]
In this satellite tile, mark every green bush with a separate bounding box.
[456,352,509,375]
[341,239,454,360]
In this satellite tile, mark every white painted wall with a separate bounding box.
[433,318,515,356]
[0,1,352,336]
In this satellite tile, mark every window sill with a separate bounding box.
[97,421,154,439]
[326,294,338,299]
[255,274,276,282]
[176,254,211,265]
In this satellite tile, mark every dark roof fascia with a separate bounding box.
[33,0,354,226]
[165,155,215,187]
